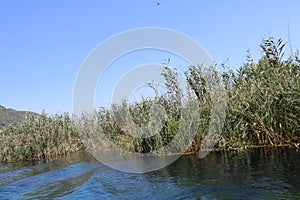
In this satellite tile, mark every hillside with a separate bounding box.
[0,105,38,130]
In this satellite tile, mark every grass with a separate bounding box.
[0,36,299,162]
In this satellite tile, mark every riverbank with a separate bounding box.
[0,111,298,163]
[0,37,299,162]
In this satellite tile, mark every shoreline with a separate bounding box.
[1,143,298,163]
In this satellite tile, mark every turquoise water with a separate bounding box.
[0,148,299,199]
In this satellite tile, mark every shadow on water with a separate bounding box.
[0,147,299,199]
[147,147,300,199]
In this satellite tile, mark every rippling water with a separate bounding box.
[0,147,299,199]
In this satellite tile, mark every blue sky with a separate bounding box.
[1,0,299,114]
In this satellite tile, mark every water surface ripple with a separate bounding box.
[0,148,299,199]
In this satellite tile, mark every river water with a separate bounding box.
[0,147,299,199]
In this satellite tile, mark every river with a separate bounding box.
[0,147,299,199]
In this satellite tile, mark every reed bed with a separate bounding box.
[77,37,299,155]
[0,37,299,162]
[0,113,83,162]
[221,37,299,148]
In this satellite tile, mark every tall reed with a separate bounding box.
[0,113,83,162]
[220,37,299,148]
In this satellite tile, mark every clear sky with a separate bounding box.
[1,0,299,114]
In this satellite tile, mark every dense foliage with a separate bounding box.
[0,113,83,162]
[1,37,299,162]
[221,38,299,148]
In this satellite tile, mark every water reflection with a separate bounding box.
[0,148,299,199]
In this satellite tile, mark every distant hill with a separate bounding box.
[0,105,38,130]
